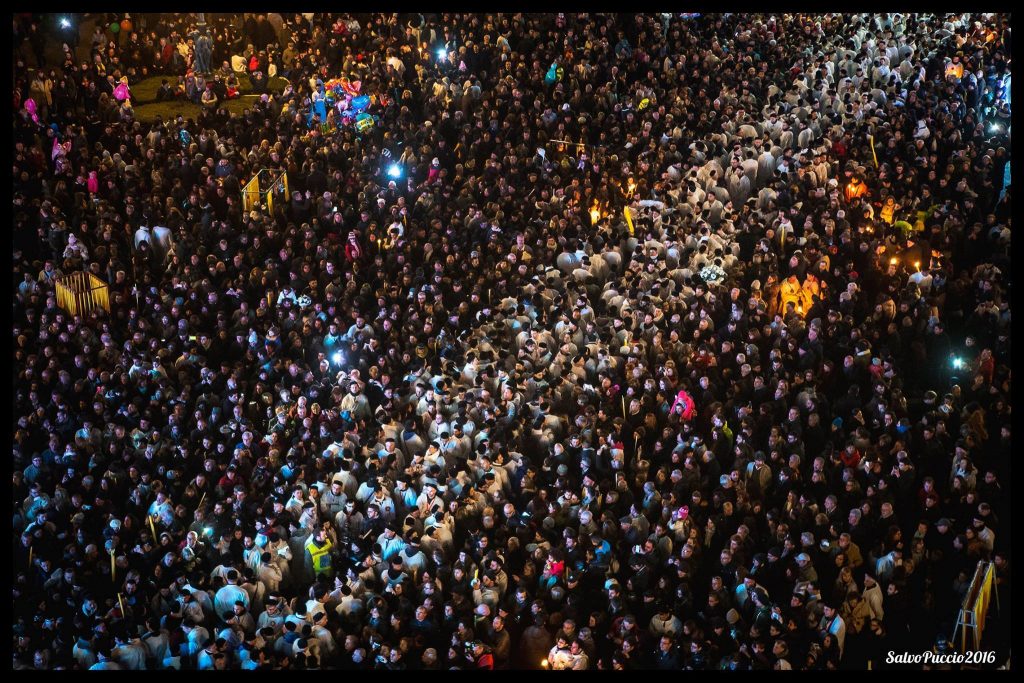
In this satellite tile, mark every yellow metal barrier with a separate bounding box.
[242,174,262,213]
[241,169,290,213]
[55,272,110,316]
[953,560,1000,652]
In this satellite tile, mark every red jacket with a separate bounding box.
[344,241,363,262]
[840,447,861,468]
[671,390,696,421]
[978,354,995,384]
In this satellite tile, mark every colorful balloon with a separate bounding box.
[350,95,370,112]
[24,99,39,125]
[109,22,121,34]
[355,112,375,133]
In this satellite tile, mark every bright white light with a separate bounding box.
[437,48,448,60]
[952,357,964,370]
[60,17,71,29]
[387,163,402,179]
[332,351,343,365]
[989,123,1002,133]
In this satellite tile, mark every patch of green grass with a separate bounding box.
[130,77,165,103]
[130,71,288,123]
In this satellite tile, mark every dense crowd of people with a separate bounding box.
[12,12,1012,671]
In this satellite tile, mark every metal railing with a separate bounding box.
[55,271,110,316]
[952,560,1000,653]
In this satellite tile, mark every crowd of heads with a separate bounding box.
[13,12,1011,671]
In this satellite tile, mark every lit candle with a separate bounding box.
[541,659,549,669]
[889,257,898,266]
[589,205,601,225]
[28,545,33,567]
[110,549,116,582]
[914,261,921,271]
[149,515,159,544]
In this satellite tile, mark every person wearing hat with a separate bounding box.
[794,552,818,585]
[375,523,406,564]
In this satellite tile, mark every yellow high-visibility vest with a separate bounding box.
[308,539,334,576]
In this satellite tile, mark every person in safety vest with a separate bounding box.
[304,525,336,580]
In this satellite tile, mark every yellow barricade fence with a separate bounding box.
[953,560,999,653]
[55,272,110,317]
[242,174,262,213]
[241,169,290,214]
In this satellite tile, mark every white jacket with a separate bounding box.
[862,582,885,621]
